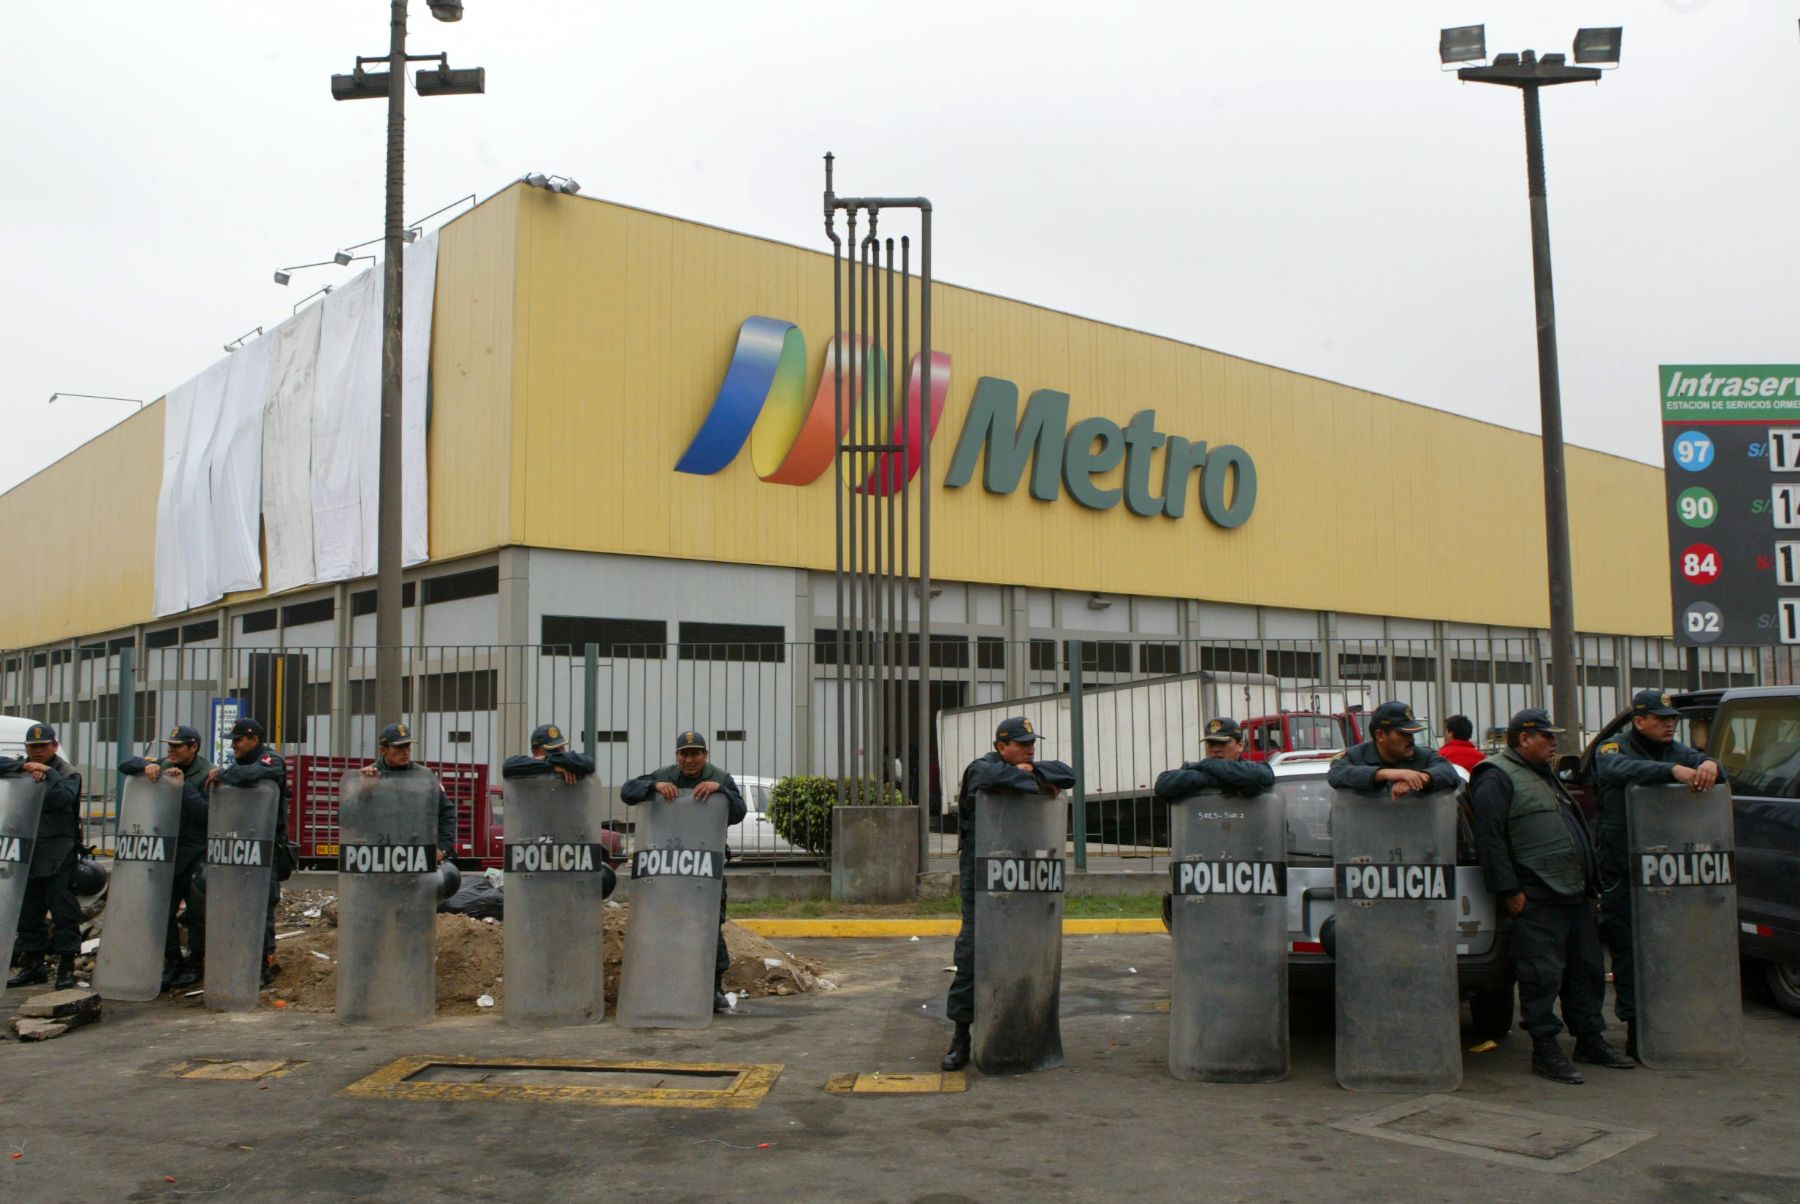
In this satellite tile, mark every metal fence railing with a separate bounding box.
[0,634,1786,873]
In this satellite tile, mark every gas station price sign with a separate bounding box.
[1662,364,1800,646]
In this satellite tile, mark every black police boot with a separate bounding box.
[941,1023,971,1072]
[1624,1021,1638,1062]
[169,957,203,990]
[7,954,47,989]
[714,975,732,1014]
[1531,1037,1584,1085]
[54,954,78,990]
[1572,1036,1635,1070]
[1160,892,1172,933]
[260,956,280,988]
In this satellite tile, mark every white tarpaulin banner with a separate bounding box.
[401,230,437,567]
[152,358,231,616]
[311,267,381,582]
[150,236,437,610]
[211,332,274,595]
[261,304,323,595]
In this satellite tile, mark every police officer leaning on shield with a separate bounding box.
[502,723,615,899]
[620,729,746,1013]
[1326,701,1460,797]
[204,718,289,986]
[120,724,212,992]
[941,716,1076,1072]
[1592,688,1725,1059]
[1152,717,1275,928]
[359,722,458,864]
[1470,708,1633,1084]
[4,722,84,990]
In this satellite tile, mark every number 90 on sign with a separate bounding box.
[1676,487,1716,528]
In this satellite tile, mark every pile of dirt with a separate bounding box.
[235,898,829,1015]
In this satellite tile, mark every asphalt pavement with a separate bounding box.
[3,934,1797,1203]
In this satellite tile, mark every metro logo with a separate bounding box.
[675,316,951,497]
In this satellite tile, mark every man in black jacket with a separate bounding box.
[120,724,212,990]
[1592,688,1725,1056]
[6,723,84,990]
[502,723,613,899]
[1470,709,1633,1084]
[359,722,458,863]
[941,715,1077,1072]
[621,730,746,1013]
[1154,717,1276,930]
[205,718,288,986]
[1326,701,1460,798]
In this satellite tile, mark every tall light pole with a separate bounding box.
[332,1,484,726]
[1441,23,1621,737]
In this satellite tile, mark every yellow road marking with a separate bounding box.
[825,1072,967,1095]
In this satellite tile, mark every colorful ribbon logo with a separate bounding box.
[674,316,950,497]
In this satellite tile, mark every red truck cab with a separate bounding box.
[1241,711,1364,761]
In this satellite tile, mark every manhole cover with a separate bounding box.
[344,1057,781,1109]
[1333,1095,1653,1174]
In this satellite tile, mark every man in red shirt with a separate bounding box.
[1440,715,1486,771]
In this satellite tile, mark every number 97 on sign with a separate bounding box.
[1680,544,1720,585]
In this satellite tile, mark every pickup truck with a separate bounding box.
[1563,686,1800,1016]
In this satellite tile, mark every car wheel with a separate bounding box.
[1469,983,1515,1040]
[1764,959,1800,1017]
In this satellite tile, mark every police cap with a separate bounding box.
[228,718,265,741]
[1369,701,1427,734]
[994,716,1039,744]
[531,723,568,751]
[1630,688,1681,718]
[1202,717,1243,743]
[1506,708,1565,736]
[165,724,202,746]
[378,722,413,747]
[676,729,707,752]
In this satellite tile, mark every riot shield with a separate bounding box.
[203,781,279,1012]
[1627,782,1742,1069]
[336,771,441,1025]
[502,774,610,1027]
[0,776,47,986]
[971,788,1066,1075]
[1331,789,1460,1092]
[615,789,728,1029]
[1167,788,1288,1082]
[93,776,183,1001]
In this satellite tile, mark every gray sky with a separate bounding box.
[3,1,1795,495]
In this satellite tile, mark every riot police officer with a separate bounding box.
[1592,688,1725,1058]
[1154,717,1275,929]
[204,718,287,986]
[1470,709,1632,1084]
[620,731,745,1013]
[120,724,212,990]
[502,723,613,900]
[941,716,1076,1072]
[5,723,83,990]
[1326,701,1460,797]
[359,722,458,864]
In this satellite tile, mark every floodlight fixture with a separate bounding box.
[415,63,485,97]
[293,285,334,314]
[223,326,264,353]
[1572,27,1623,65]
[523,173,581,195]
[1439,24,1486,64]
[331,67,391,101]
[428,0,464,21]
[274,260,335,286]
[524,172,550,188]
[49,392,144,410]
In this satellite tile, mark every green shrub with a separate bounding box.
[767,775,905,857]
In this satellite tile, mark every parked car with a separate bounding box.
[733,775,809,860]
[1561,686,1800,1017]
[1265,753,1515,1039]
[1241,711,1363,761]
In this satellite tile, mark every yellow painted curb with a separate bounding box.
[734,917,1165,938]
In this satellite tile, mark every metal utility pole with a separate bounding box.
[332,1,484,725]
[1443,24,1621,736]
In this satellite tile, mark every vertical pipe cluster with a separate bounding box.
[822,157,933,826]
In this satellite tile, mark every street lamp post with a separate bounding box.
[1441,24,1621,738]
[332,2,484,726]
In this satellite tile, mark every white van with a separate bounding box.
[0,715,48,759]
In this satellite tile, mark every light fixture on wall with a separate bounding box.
[1087,593,1112,610]
[223,326,264,353]
[523,172,582,195]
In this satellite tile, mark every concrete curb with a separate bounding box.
[733,918,1166,938]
